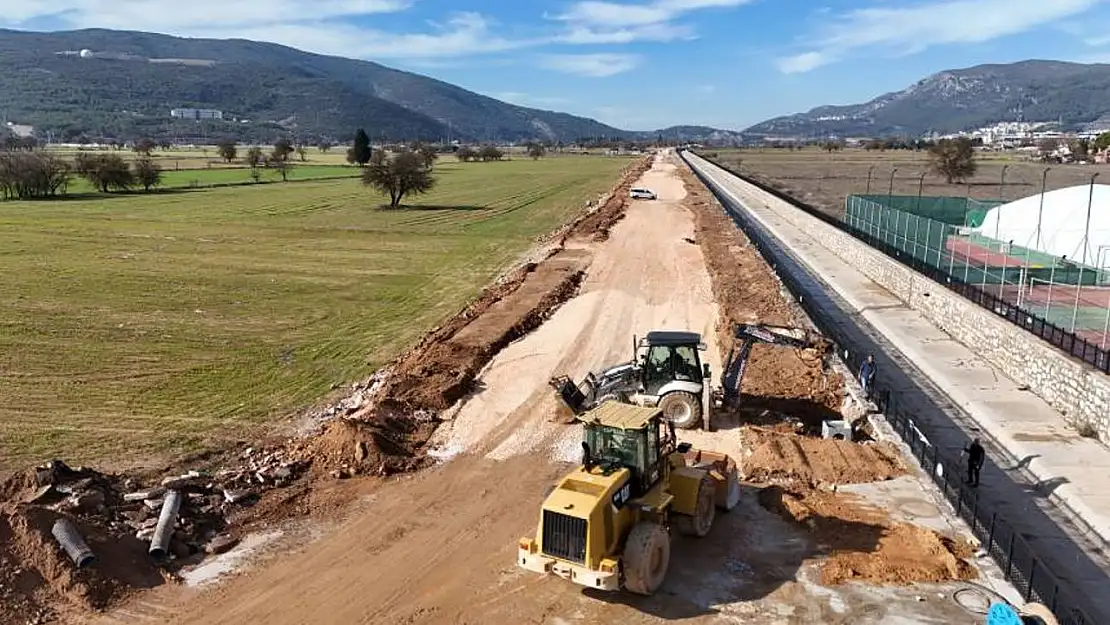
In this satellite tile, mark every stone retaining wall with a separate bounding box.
[703,157,1110,442]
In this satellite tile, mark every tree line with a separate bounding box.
[1,125,551,203]
[0,151,164,200]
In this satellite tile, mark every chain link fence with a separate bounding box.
[846,194,1110,369]
[685,154,1098,625]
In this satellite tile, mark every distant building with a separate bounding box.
[170,108,223,121]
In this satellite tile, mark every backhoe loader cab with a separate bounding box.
[550,323,829,431]
[518,401,742,596]
[549,331,711,430]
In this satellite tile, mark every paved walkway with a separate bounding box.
[684,152,1110,623]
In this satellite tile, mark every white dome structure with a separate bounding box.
[975,183,1110,266]
[79,49,93,58]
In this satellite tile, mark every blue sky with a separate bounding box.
[5,0,1110,131]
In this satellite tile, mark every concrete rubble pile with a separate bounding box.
[307,372,390,426]
[23,449,309,563]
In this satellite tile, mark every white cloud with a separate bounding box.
[777,0,1106,73]
[540,53,640,77]
[1,0,412,30]
[551,0,752,42]
[0,3,541,60]
[556,0,752,26]
[556,22,695,44]
[776,51,832,74]
[226,13,533,59]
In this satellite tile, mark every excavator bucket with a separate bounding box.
[549,375,591,419]
[680,448,742,511]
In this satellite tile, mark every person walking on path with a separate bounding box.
[859,354,876,400]
[964,438,985,487]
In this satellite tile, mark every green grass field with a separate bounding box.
[0,156,634,470]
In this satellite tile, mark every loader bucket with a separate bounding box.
[682,448,742,511]
[549,375,589,415]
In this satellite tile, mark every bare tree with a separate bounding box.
[456,146,477,162]
[132,158,163,192]
[74,153,134,192]
[133,138,156,157]
[272,139,294,162]
[526,142,546,160]
[295,145,308,162]
[0,152,71,200]
[361,149,436,208]
[245,146,264,168]
[927,138,977,184]
[217,140,238,163]
[417,144,439,169]
[266,154,293,181]
[478,145,504,162]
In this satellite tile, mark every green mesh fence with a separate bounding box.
[845,195,1104,287]
[845,195,953,266]
[852,194,1003,226]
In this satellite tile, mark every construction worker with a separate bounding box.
[859,354,876,400]
[964,438,985,487]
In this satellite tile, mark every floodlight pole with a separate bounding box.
[866,164,876,195]
[996,165,1009,243]
[915,171,927,214]
[1082,172,1100,266]
[1036,167,1051,251]
[1072,173,1100,332]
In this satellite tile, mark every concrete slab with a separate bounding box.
[684,152,1110,623]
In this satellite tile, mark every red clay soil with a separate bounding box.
[676,163,844,424]
[741,428,906,487]
[758,485,978,586]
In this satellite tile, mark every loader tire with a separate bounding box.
[622,522,670,596]
[674,475,716,537]
[659,391,701,430]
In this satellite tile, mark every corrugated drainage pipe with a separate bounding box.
[52,519,96,568]
[148,490,182,559]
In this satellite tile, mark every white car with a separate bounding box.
[630,187,657,200]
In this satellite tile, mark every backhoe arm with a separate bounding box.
[719,323,828,410]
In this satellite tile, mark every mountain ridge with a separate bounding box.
[745,60,1110,138]
[0,28,738,143]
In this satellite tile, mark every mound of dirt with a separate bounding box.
[676,162,844,422]
[0,463,173,624]
[758,485,977,587]
[302,417,433,478]
[741,429,906,487]
[821,523,978,586]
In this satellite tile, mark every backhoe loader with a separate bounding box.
[517,401,741,595]
[549,323,828,430]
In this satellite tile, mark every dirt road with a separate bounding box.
[83,153,983,625]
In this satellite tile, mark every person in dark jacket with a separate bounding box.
[859,354,876,400]
[964,438,985,487]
